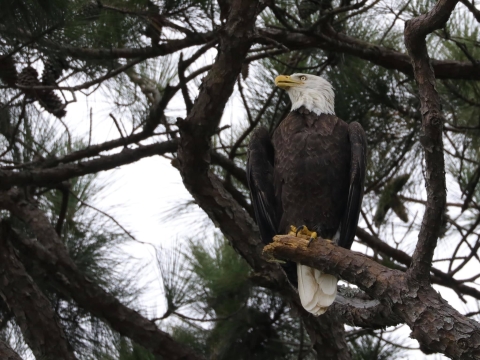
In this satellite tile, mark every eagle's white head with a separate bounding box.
[274,73,335,116]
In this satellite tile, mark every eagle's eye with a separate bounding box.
[300,76,307,81]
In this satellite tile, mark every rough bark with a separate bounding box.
[264,235,480,358]
[175,0,351,358]
[331,289,401,328]
[0,340,23,360]
[0,223,77,360]
[404,0,456,282]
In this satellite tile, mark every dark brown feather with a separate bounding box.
[247,127,277,244]
[247,107,366,285]
[339,121,367,248]
[273,107,352,241]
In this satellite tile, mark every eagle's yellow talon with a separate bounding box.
[289,225,298,235]
[295,225,306,236]
[307,231,318,247]
[295,225,314,237]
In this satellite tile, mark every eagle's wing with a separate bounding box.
[247,127,278,244]
[339,122,367,249]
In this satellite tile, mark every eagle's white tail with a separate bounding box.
[297,264,337,316]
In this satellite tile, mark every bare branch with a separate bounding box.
[32,31,216,60]
[0,140,178,190]
[356,228,480,300]
[459,0,480,23]
[55,182,70,235]
[16,58,144,92]
[404,0,457,282]
[0,339,23,360]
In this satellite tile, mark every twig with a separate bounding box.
[109,113,127,145]
[88,107,93,147]
[55,183,70,235]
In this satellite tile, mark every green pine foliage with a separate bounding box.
[159,236,405,359]
[160,236,308,359]
[0,104,143,357]
[374,174,410,226]
[349,332,404,360]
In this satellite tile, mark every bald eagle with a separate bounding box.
[247,73,366,315]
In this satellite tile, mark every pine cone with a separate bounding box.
[38,91,66,118]
[17,66,40,87]
[17,66,66,117]
[17,66,40,99]
[41,57,67,85]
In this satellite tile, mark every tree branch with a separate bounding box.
[13,26,214,60]
[356,228,480,300]
[404,0,456,282]
[0,340,23,360]
[0,140,178,190]
[257,26,480,80]
[331,287,401,328]
[264,235,480,357]
[459,0,480,23]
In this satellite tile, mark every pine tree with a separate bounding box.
[0,0,479,358]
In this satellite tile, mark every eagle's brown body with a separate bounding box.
[273,107,351,239]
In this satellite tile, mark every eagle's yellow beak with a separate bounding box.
[275,75,302,89]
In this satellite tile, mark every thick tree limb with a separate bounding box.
[258,27,480,80]
[0,196,204,360]
[176,0,284,283]
[404,0,455,282]
[264,235,480,358]
[13,22,479,81]
[175,0,352,358]
[0,340,23,360]
[0,139,250,192]
[12,26,214,60]
[331,287,401,328]
[0,141,177,190]
[0,223,77,360]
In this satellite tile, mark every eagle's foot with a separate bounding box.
[306,232,318,247]
[290,225,318,247]
[289,225,298,235]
